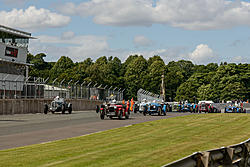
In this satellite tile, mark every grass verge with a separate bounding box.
[0,114,249,167]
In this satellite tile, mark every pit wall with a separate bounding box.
[0,99,103,115]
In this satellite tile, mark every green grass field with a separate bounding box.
[0,114,250,167]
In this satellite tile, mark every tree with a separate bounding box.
[147,55,164,66]
[28,53,52,79]
[145,60,166,94]
[175,73,209,102]
[49,56,74,82]
[85,57,107,84]
[165,60,195,101]
[124,56,148,99]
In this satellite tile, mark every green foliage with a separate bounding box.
[176,63,250,102]
[124,56,148,99]
[165,60,195,101]
[49,56,74,82]
[27,53,53,79]
[145,60,166,94]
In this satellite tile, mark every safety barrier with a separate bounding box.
[0,99,103,115]
[137,88,163,102]
[163,139,250,167]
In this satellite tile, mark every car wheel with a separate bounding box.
[100,110,105,120]
[118,110,123,120]
[125,111,129,119]
[96,105,100,113]
[158,107,162,116]
[143,106,147,116]
[62,105,66,114]
[68,107,72,114]
[44,104,48,114]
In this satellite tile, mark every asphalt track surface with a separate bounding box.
[0,111,193,150]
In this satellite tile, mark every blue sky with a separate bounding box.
[0,0,250,64]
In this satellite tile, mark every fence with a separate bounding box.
[0,77,124,101]
[163,139,250,167]
[137,88,163,102]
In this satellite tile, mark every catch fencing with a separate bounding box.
[137,88,163,102]
[0,77,124,101]
[163,139,250,167]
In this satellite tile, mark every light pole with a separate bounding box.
[60,79,65,98]
[80,81,86,99]
[68,80,72,99]
[74,80,79,99]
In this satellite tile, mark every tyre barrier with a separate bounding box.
[163,139,250,167]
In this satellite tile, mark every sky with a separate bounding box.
[0,0,250,64]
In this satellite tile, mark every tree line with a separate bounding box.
[27,53,250,102]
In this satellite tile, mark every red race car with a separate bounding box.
[97,100,130,120]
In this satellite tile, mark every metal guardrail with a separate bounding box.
[137,88,163,102]
[163,139,250,167]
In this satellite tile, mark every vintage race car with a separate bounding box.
[225,106,246,113]
[44,97,72,114]
[177,103,193,112]
[142,102,166,116]
[97,101,130,120]
[138,101,150,113]
[198,103,209,113]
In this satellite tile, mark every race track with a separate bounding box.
[0,111,193,150]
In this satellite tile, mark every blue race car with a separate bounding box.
[225,106,246,113]
[143,102,167,116]
[177,103,193,112]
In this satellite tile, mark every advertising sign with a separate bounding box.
[5,47,18,58]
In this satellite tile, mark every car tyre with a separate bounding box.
[100,110,105,120]
[68,105,72,114]
[62,104,66,114]
[44,104,48,114]
[96,105,100,113]
[125,111,129,119]
[158,107,162,116]
[118,110,123,120]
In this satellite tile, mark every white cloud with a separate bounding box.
[130,47,190,63]
[29,33,180,62]
[29,33,224,65]
[0,6,71,31]
[57,0,154,27]
[189,44,216,64]
[57,0,250,30]
[133,35,153,47]
[0,0,30,6]
[230,56,250,64]
[30,33,215,64]
[29,34,119,62]
[61,31,75,40]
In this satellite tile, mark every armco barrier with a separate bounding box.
[0,99,103,115]
[163,139,250,167]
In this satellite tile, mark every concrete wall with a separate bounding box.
[0,99,103,115]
